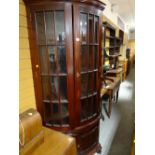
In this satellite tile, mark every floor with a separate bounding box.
[95,67,135,155]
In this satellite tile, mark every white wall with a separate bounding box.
[101,0,118,25]
[101,0,128,33]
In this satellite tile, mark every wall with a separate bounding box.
[101,0,128,33]
[101,0,118,25]
[19,0,36,113]
[129,29,135,40]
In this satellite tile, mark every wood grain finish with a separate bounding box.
[23,0,105,154]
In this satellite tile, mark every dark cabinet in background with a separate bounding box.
[23,0,105,154]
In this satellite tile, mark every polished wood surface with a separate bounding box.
[101,76,121,117]
[23,0,105,154]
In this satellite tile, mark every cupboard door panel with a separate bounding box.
[81,74,88,97]
[58,47,67,73]
[81,45,88,72]
[35,12,46,44]
[80,13,88,43]
[48,46,57,74]
[39,46,48,74]
[45,11,55,44]
[50,76,59,101]
[89,14,94,43]
[60,76,67,100]
[55,11,65,44]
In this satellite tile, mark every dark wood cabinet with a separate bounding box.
[23,0,105,154]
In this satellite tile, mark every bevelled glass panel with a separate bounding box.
[81,74,88,97]
[89,15,94,43]
[88,97,93,116]
[94,16,99,43]
[94,46,98,69]
[53,103,59,113]
[44,102,51,122]
[35,12,46,44]
[89,46,94,70]
[39,46,48,74]
[94,72,97,91]
[93,95,97,114]
[58,47,66,73]
[80,99,89,120]
[51,76,59,100]
[61,104,69,124]
[48,46,57,73]
[55,11,65,44]
[60,76,67,100]
[45,11,55,44]
[80,13,88,43]
[88,73,94,94]
[42,77,50,100]
[81,45,88,71]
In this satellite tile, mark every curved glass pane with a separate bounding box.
[81,45,88,71]
[45,11,55,44]
[55,11,65,44]
[50,76,59,100]
[39,46,48,74]
[35,12,46,44]
[80,13,88,43]
[58,47,66,73]
[48,46,57,73]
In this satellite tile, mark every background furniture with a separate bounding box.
[23,0,105,154]
[101,22,122,118]
[101,77,121,118]
[19,108,77,155]
[102,22,122,70]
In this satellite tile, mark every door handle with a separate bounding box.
[76,72,80,78]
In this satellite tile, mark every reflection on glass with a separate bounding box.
[48,46,57,73]
[80,13,88,43]
[42,77,50,100]
[45,11,55,44]
[88,73,94,94]
[39,46,48,74]
[80,99,89,120]
[55,11,65,43]
[60,76,67,100]
[94,46,98,69]
[35,12,46,44]
[89,15,94,43]
[89,46,94,69]
[58,47,66,73]
[94,16,99,43]
[81,74,88,97]
[51,76,59,100]
[81,45,88,71]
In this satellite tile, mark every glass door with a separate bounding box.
[34,5,74,127]
[80,13,100,122]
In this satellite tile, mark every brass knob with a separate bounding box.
[35,64,39,68]
[76,72,80,78]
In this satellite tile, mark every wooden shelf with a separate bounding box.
[106,68,123,74]
[105,36,115,39]
[108,53,121,58]
[104,46,115,49]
